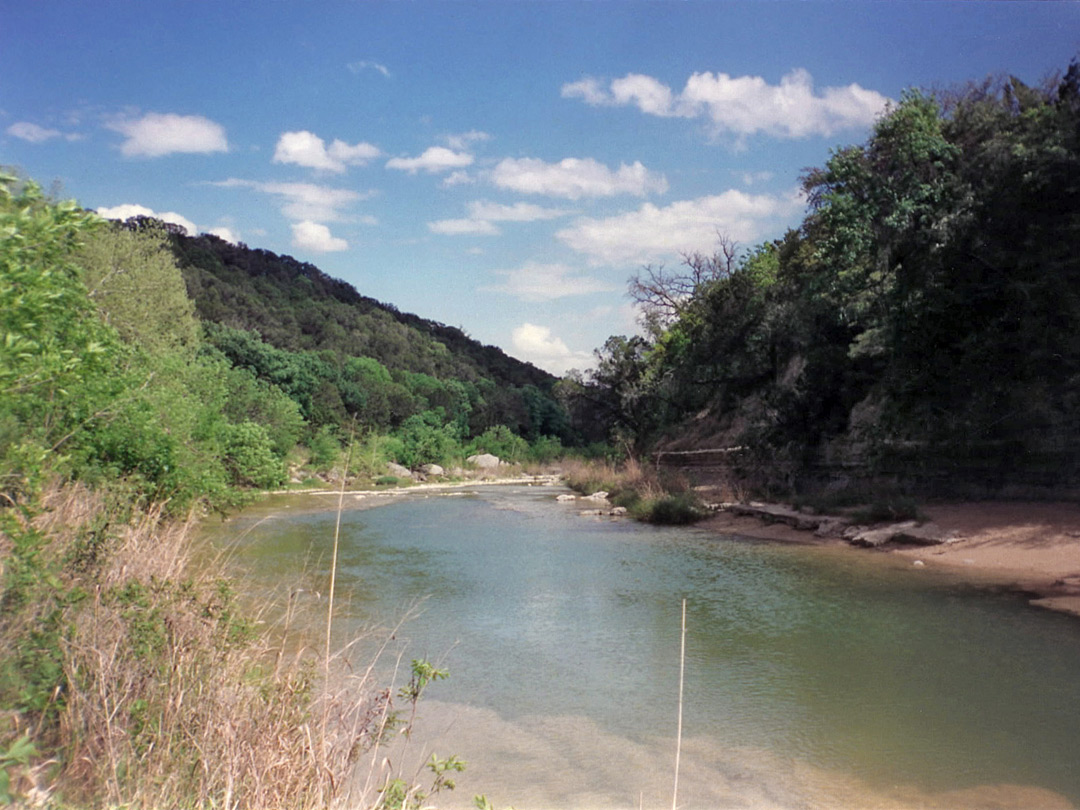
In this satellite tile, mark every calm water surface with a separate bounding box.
[209,486,1080,809]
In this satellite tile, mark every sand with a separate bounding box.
[703,501,1080,619]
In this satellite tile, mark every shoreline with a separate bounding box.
[259,475,1080,620]
[701,501,1080,619]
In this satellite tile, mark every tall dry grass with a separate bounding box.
[1,483,415,809]
[561,456,708,525]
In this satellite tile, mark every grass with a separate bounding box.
[0,482,439,809]
[561,457,709,525]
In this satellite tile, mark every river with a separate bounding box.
[206,484,1080,809]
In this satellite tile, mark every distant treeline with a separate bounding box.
[566,58,1080,494]
[0,173,585,512]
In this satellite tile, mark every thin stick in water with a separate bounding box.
[673,597,686,810]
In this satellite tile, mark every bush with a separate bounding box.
[308,425,341,470]
[635,492,707,525]
[222,421,285,489]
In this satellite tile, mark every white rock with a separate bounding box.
[467,453,501,469]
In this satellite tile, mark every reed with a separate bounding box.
[0,481,416,809]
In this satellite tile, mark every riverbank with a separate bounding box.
[703,501,1080,619]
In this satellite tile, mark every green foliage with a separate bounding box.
[308,424,341,469]
[0,734,36,804]
[76,222,200,352]
[222,421,286,489]
[468,425,528,464]
[634,492,707,525]
[0,174,118,497]
[569,57,1080,494]
[394,410,463,468]
[398,658,449,705]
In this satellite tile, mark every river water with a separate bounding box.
[208,485,1080,809]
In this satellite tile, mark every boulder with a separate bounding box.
[555,493,577,502]
[420,463,445,476]
[847,521,958,548]
[386,462,413,479]
[467,453,501,469]
[581,491,610,502]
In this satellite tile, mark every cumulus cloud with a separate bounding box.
[107,112,228,157]
[557,189,803,266]
[291,221,348,252]
[428,218,500,236]
[483,262,617,301]
[6,121,77,143]
[95,203,198,236]
[272,130,381,173]
[207,226,239,244]
[210,178,367,222]
[511,323,594,375]
[490,157,667,200]
[563,68,889,140]
[386,146,474,174]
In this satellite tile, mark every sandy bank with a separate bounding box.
[703,502,1080,619]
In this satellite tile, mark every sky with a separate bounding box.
[2,2,1078,376]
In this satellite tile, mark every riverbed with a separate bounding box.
[205,484,1080,809]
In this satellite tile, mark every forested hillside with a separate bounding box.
[169,228,571,444]
[570,60,1080,496]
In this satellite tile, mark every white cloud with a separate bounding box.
[491,157,667,200]
[511,323,594,375]
[610,73,677,116]
[483,262,617,301]
[386,146,474,174]
[442,170,476,188]
[291,221,348,252]
[211,178,367,222]
[7,121,61,143]
[95,203,198,236]
[207,226,239,244]
[272,130,381,173]
[563,68,889,140]
[466,200,570,222]
[428,218,500,236]
[560,77,609,106]
[347,60,391,78]
[445,130,491,151]
[107,112,228,157]
[557,189,803,266]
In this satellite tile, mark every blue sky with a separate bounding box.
[3,2,1078,375]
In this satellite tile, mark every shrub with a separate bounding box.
[635,492,707,525]
[222,421,286,489]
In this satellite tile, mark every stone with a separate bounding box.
[555,494,577,502]
[467,453,501,469]
[814,518,849,538]
[848,521,958,548]
[386,462,413,479]
[420,463,445,476]
[581,491,610,502]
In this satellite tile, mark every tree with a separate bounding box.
[629,234,741,336]
[76,223,200,354]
